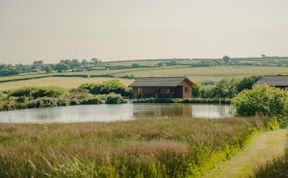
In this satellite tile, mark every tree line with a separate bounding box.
[0,58,101,76]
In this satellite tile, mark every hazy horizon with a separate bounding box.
[1,0,288,64]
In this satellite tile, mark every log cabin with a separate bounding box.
[129,77,195,99]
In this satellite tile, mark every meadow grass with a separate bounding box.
[252,134,288,178]
[0,117,267,178]
[0,77,133,91]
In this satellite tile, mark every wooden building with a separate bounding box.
[254,75,288,89]
[129,77,195,99]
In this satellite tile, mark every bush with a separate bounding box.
[79,80,131,96]
[232,85,288,127]
[27,97,58,108]
[56,98,71,106]
[79,97,103,105]
[9,87,66,98]
[197,76,261,99]
[105,94,125,104]
[9,87,36,97]
[30,87,66,98]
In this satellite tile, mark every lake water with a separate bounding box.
[0,104,233,124]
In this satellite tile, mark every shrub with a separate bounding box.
[105,93,125,104]
[27,97,58,108]
[79,80,131,96]
[79,97,103,105]
[56,98,70,106]
[9,87,66,98]
[9,87,36,97]
[29,87,66,98]
[232,85,288,128]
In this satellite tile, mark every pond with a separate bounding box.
[0,104,234,124]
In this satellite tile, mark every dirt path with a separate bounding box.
[202,129,287,178]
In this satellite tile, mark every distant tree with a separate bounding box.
[131,63,141,68]
[55,63,69,72]
[81,59,89,66]
[32,60,44,70]
[0,64,18,76]
[222,56,231,64]
[90,58,100,65]
[261,54,267,58]
[71,59,81,69]
[236,75,261,92]
[165,60,177,66]
[43,65,53,73]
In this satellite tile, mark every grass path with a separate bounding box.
[202,129,288,178]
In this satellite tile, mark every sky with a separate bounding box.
[0,0,288,64]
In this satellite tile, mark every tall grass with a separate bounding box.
[0,117,267,177]
[252,136,288,178]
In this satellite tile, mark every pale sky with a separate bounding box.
[0,0,288,64]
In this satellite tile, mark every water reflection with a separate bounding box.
[133,104,193,119]
[0,104,233,124]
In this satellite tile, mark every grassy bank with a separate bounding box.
[0,80,129,111]
[252,135,288,178]
[0,117,267,178]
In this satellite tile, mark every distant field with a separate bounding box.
[61,66,288,82]
[117,66,288,82]
[0,66,287,90]
[0,77,133,91]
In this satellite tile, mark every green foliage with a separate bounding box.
[222,56,231,64]
[8,87,36,97]
[79,80,131,97]
[131,63,142,68]
[105,93,126,104]
[9,87,66,98]
[198,76,261,99]
[232,85,288,117]
[55,63,69,72]
[27,97,59,108]
[236,75,261,92]
[79,97,103,105]
[30,87,66,98]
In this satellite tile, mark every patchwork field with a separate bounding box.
[118,66,288,81]
[1,66,287,90]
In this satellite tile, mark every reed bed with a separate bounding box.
[0,117,267,178]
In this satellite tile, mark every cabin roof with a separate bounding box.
[254,75,288,87]
[129,77,194,87]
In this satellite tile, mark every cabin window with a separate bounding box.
[185,87,189,93]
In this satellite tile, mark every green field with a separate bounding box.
[0,77,133,91]
[0,66,287,90]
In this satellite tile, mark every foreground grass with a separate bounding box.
[0,117,267,178]
[252,133,288,178]
[203,129,287,178]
